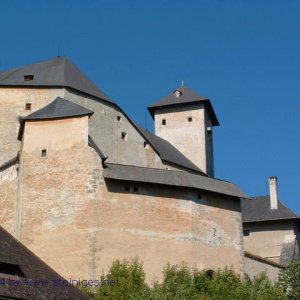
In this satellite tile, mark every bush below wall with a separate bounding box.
[80,258,290,300]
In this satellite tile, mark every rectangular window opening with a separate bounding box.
[25,103,32,110]
[188,117,193,122]
[243,229,251,237]
[41,149,47,157]
[162,119,166,125]
[0,262,26,278]
[144,141,149,149]
[117,115,122,121]
[121,132,127,140]
[24,75,34,81]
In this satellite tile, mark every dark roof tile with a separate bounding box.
[0,56,113,103]
[147,86,219,126]
[103,163,247,199]
[23,97,94,120]
[241,196,300,223]
[0,226,90,299]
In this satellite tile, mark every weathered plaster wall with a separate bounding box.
[92,181,244,282]
[19,116,103,279]
[154,104,212,175]
[243,221,296,264]
[244,256,282,281]
[23,117,89,152]
[0,86,192,174]
[18,115,244,283]
[0,164,17,235]
[64,88,162,168]
[0,87,64,166]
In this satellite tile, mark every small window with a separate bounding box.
[121,132,127,140]
[188,117,192,122]
[41,149,47,157]
[0,262,26,277]
[117,116,122,121]
[25,103,32,110]
[125,186,130,192]
[243,229,251,237]
[162,119,166,125]
[133,186,139,192]
[144,141,149,149]
[24,75,34,81]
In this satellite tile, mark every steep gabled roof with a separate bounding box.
[137,125,205,175]
[103,163,247,199]
[241,196,300,223]
[0,56,113,103]
[147,86,219,126]
[18,97,93,140]
[0,226,90,300]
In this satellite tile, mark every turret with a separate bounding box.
[148,86,219,176]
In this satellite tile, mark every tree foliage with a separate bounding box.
[278,259,300,300]
[82,259,287,300]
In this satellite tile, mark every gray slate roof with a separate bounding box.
[241,196,300,223]
[18,97,93,140]
[147,86,219,126]
[137,125,205,174]
[0,56,113,103]
[23,97,94,120]
[103,163,247,199]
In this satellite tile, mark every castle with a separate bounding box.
[0,56,267,282]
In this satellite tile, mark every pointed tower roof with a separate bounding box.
[0,56,113,103]
[148,86,219,126]
[18,97,94,140]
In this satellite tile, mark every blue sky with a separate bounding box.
[1,1,300,213]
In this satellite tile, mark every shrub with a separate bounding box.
[278,259,300,300]
[81,259,287,300]
[91,257,150,300]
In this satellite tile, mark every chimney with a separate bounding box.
[269,176,279,210]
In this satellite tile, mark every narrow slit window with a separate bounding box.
[25,103,32,110]
[41,149,47,157]
[117,115,122,121]
[162,119,166,125]
[121,132,127,140]
[24,75,34,81]
[188,117,192,122]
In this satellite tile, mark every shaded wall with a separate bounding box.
[244,256,283,281]
[243,221,297,264]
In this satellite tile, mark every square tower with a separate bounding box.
[148,86,219,177]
